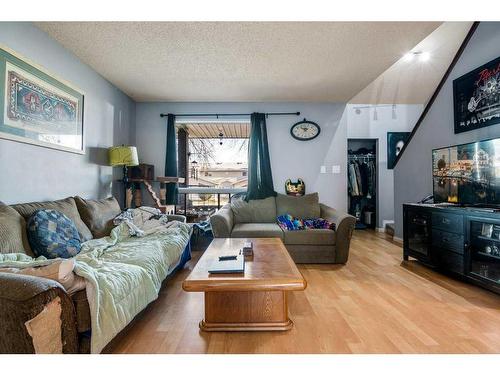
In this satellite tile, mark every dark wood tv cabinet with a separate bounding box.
[403,203,500,295]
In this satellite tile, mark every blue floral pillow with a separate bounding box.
[27,209,81,259]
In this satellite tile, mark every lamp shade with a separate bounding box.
[108,146,139,167]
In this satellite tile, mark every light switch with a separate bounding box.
[320,166,327,174]
[332,165,341,174]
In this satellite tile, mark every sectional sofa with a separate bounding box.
[210,193,356,263]
[0,196,190,354]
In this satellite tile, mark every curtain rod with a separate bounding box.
[160,112,300,118]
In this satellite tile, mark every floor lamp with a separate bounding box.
[109,145,139,209]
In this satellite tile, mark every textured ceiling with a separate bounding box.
[36,22,441,102]
[350,22,473,104]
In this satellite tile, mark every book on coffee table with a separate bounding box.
[208,254,245,274]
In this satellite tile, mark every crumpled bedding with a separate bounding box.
[0,213,191,354]
[113,206,177,237]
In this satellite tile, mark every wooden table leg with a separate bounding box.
[200,290,293,332]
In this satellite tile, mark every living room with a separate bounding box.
[1,1,500,374]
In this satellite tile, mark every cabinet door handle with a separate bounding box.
[442,218,450,224]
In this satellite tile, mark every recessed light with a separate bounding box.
[403,51,430,63]
[419,52,430,62]
[403,52,415,62]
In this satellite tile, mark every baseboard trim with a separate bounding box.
[375,227,385,233]
[393,236,403,244]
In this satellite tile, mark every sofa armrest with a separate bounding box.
[210,204,234,237]
[166,214,187,223]
[320,203,356,263]
[0,273,79,354]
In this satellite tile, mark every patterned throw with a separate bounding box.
[277,214,335,231]
[27,209,81,259]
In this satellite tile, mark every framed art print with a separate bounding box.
[453,55,500,134]
[0,46,84,154]
[387,132,410,169]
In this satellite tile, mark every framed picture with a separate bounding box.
[0,46,84,154]
[453,55,500,134]
[387,132,410,169]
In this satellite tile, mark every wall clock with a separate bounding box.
[290,119,321,141]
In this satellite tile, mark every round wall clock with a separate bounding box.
[290,119,321,141]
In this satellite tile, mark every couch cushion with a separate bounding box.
[276,192,320,219]
[27,209,82,259]
[230,196,276,224]
[12,197,92,242]
[283,229,336,245]
[74,196,121,238]
[0,204,33,256]
[231,223,284,239]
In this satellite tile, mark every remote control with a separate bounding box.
[219,255,237,261]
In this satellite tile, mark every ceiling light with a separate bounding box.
[419,52,430,62]
[403,51,430,63]
[403,52,415,62]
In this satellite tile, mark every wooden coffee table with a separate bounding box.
[182,238,307,332]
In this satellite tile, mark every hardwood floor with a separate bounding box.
[105,230,500,354]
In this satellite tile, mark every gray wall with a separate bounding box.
[0,22,136,204]
[135,102,348,211]
[394,22,500,238]
[347,104,423,228]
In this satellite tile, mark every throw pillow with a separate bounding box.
[12,197,93,242]
[0,203,34,256]
[27,209,81,259]
[74,196,121,238]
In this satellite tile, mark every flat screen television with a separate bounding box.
[432,137,500,206]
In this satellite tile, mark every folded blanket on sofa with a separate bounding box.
[0,216,191,354]
[277,214,336,231]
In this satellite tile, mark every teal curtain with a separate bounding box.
[164,113,178,205]
[245,112,277,201]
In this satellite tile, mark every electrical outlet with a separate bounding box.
[320,166,327,174]
[332,165,341,174]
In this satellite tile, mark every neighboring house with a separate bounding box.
[192,163,248,188]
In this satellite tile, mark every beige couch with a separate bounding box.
[0,196,187,353]
[210,193,356,263]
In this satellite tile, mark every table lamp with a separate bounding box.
[109,145,139,208]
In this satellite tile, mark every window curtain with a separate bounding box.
[164,113,178,205]
[245,112,277,201]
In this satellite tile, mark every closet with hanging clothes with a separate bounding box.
[347,139,377,229]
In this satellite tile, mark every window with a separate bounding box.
[175,121,249,218]
[188,137,248,188]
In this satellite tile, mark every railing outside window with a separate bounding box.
[175,187,246,222]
